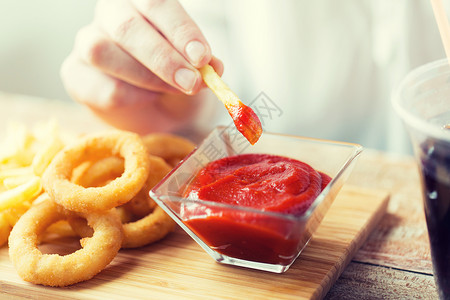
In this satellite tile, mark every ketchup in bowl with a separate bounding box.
[150,126,362,272]
[181,153,331,266]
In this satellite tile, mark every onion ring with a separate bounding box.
[69,155,176,248]
[122,195,157,218]
[142,133,195,167]
[121,155,175,248]
[72,156,124,188]
[72,156,154,218]
[8,198,123,287]
[0,213,11,247]
[122,205,175,248]
[42,131,150,212]
[72,160,136,224]
[41,220,78,240]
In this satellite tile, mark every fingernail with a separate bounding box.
[175,68,197,92]
[185,41,206,65]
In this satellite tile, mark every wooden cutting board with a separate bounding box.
[0,185,389,300]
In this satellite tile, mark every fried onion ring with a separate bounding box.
[121,156,175,248]
[142,133,195,167]
[122,194,157,219]
[69,155,176,248]
[122,205,175,248]
[72,156,154,218]
[0,213,11,247]
[8,198,123,287]
[42,131,150,212]
[72,157,124,188]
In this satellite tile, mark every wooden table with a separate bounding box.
[327,151,437,299]
[0,92,439,299]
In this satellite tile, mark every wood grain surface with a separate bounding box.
[326,151,439,299]
[326,263,438,300]
[0,186,388,300]
[0,93,440,299]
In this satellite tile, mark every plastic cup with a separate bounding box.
[393,58,450,299]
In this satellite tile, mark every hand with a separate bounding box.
[61,0,223,134]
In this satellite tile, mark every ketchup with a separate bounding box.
[225,102,262,145]
[182,153,331,265]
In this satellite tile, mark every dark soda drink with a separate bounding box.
[392,58,450,299]
[418,137,450,299]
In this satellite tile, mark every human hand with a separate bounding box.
[61,0,223,134]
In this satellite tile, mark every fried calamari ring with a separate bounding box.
[71,156,142,223]
[142,133,195,167]
[121,156,175,248]
[70,155,176,248]
[72,156,124,188]
[69,205,174,249]
[42,131,150,212]
[121,190,156,219]
[122,205,175,248]
[72,156,154,218]
[8,198,123,287]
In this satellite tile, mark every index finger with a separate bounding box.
[96,0,202,94]
[131,0,212,68]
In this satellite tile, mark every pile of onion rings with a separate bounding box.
[4,126,195,287]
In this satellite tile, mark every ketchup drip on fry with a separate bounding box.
[225,102,262,145]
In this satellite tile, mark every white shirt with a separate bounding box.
[0,0,446,154]
[182,0,446,154]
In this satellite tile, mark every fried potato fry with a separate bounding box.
[3,175,35,189]
[0,120,71,247]
[0,212,11,247]
[0,167,33,183]
[0,122,36,167]
[199,64,262,145]
[0,177,41,211]
[32,136,64,176]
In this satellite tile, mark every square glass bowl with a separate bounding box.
[150,126,362,273]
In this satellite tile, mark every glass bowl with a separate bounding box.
[150,126,362,273]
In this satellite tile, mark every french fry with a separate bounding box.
[32,136,64,176]
[199,64,263,145]
[3,175,35,189]
[0,122,36,167]
[0,120,73,248]
[0,213,11,247]
[0,176,41,211]
[0,167,33,183]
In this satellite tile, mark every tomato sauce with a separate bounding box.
[225,101,262,145]
[182,153,331,265]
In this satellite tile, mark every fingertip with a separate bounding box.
[197,52,213,68]
[185,40,211,68]
[181,69,204,95]
[192,56,224,93]
[209,56,224,76]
